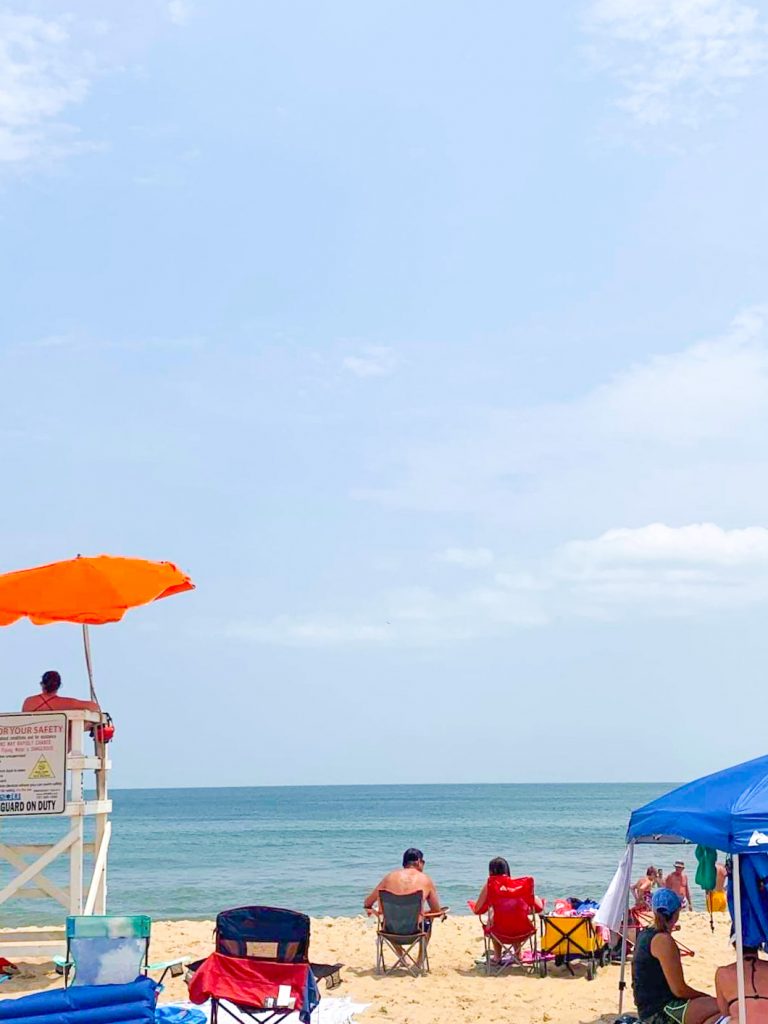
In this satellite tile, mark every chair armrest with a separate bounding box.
[148,956,190,970]
[424,906,449,919]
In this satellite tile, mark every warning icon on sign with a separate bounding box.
[29,756,55,780]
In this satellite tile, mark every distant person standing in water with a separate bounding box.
[22,671,100,714]
[665,861,693,911]
[633,867,662,910]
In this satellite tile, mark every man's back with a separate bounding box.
[379,867,434,899]
[365,859,442,913]
[22,694,99,713]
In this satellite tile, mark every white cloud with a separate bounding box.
[167,1,190,26]
[589,306,768,441]
[0,11,91,164]
[435,546,494,568]
[561,522,768,567]
[237,522,768,646]
[342,346,398,378]
[232,308,768,646]
[227,617,391,647]
[353,306,768,522]
[229,578,549,648]
[585,0,768,125]
[554,523,768,616]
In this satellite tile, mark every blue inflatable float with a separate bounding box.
[0,975,159,1023]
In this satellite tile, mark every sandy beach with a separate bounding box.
[0,911,736,1023]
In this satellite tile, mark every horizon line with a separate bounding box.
[103,779,678,791]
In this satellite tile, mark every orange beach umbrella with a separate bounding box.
[0,555,194,626]
[0,554,194,701]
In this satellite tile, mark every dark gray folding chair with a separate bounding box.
[374,890,430,976]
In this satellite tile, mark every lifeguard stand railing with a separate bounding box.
[0,711,111,959]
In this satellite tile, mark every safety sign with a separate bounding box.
[0,714,67,815]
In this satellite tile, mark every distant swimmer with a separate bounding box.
[22,670,100,714]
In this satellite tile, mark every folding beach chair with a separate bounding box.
[187,906,341,1024]
[374,890,433,977]
[475,876,541,976]
[621,907,694,961]
[57,915,188,988]
[214,906,342,989]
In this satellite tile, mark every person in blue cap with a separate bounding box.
[632,888,721,1024]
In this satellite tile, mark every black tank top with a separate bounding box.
[632,928,675,1018]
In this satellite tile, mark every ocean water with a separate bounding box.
[0,783,673,924]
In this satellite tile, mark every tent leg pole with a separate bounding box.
[617,841,635,1016]
[733,854,747,1024]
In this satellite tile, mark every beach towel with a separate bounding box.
[155,1006,207,1023]
[695,846,717,891]
[191,997,367,1023]
[595,846,633,933]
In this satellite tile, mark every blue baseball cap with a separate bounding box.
[652,888,682,917]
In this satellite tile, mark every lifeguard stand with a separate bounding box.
[0,710,111,959]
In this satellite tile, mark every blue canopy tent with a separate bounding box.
[617,754,768,1024]
[627,753,768,852]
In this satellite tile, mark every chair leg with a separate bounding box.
[379,938,426,977]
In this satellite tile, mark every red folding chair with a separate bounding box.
[473,876,542,976]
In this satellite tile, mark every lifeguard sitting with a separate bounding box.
[22,670,100,714]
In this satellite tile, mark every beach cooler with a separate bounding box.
[538,915,610,980]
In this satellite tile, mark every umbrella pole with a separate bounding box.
[82,624,98,705]
[617,840,634,1016]
[733,854,747,1024]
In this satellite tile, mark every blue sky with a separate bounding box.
[2,0,768,786]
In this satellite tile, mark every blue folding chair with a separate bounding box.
[55,915,188,987]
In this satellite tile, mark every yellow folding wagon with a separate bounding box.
[537,914,610,980]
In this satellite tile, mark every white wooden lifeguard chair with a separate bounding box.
[0,710,111,960]
[0,554,194,964]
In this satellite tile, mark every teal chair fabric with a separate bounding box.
[66,916,150,987]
